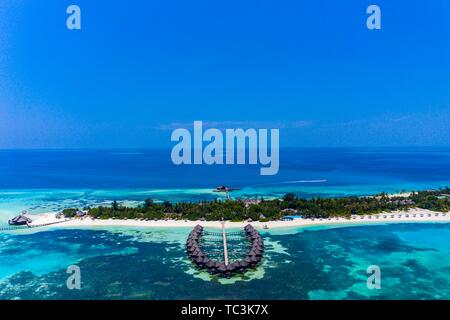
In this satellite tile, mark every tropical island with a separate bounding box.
[60,188,450,222]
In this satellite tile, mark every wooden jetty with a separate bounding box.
[185,223,264,278]
[221,221,229,265]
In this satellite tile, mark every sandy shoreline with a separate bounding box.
[27,208,450,231]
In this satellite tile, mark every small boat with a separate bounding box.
[263,224,269,229]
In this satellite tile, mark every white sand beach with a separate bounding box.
[27,208,450,231]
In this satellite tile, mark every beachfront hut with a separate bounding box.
[76,210,86,218]
[8,214,32,226]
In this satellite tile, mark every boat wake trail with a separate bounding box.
[245,180,327,188]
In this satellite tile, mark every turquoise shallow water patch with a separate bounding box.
[0,223,449,299]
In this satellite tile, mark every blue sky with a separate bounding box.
[0,0,449,148]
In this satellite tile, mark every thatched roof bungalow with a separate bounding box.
[8,214,32,226]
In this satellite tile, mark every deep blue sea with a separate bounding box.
[1,147,450,220]
[0,147,449,299]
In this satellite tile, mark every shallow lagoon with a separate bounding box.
[0,222,449,300]
[1,148,450,299]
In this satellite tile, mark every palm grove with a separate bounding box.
[63,188,450,221]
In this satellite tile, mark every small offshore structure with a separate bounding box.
[213,186,241,200]
[186,224,264,278]
[8,211,32,226]
[2,211,70,232]
[213,186,240,192]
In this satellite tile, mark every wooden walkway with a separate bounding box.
[0,219,69,232]
[221,221,229,265]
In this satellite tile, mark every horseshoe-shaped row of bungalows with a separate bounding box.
[186,224,264,278]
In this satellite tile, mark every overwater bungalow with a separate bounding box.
[186,224,264,278]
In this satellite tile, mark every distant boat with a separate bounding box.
[8,212,32,226]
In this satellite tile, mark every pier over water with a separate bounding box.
[221,221,229,265]
[186,224,264,278]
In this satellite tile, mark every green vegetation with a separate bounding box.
[62,208,78,218]
[70,188,450,221]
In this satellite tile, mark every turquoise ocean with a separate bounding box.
[0,147,449,299]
